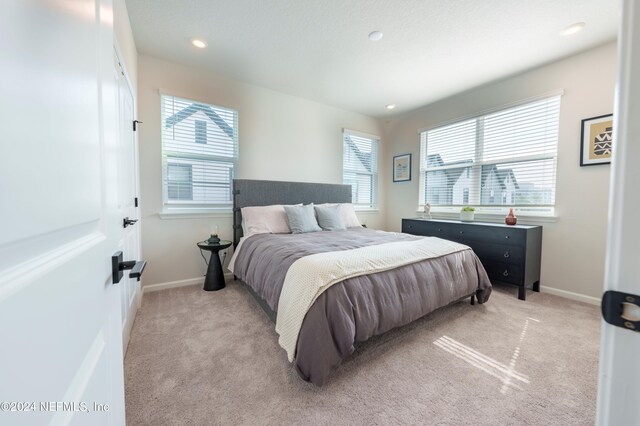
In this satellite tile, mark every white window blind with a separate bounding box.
[161,95,238,209]
[420,95,560,213]
[343,130,379,208]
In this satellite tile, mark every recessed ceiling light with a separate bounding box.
[561,22,586,36]
[369,31,383,42]
[385,104,396,110]
[191,39,208,48]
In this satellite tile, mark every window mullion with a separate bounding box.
[470,117,483,205]
[164,150,235,163]
[475,153,556,167]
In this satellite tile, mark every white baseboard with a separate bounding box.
[143,273,234,294]
[143,277,204,293]
[540,285,601,305]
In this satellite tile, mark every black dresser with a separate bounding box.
[402,218,542,300]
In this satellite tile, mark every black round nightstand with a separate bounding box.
[197,240,232,291]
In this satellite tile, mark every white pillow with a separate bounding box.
[339,203,362,228]
[241,204,300,237]
[316,203,362,228]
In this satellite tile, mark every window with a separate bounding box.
[343,130,379,208]
[419,95,560,214]
[161,95,238,209]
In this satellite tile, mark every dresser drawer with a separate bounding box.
[471,242,524,265]
[483,261,524,285]
[402,220,452,239]
[450,225,525,245]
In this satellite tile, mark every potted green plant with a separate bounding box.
[460,206,475,222]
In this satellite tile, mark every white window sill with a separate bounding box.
[355,208,380,214]
[415,209,557,223]
[159,209,233,220]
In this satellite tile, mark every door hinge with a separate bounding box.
[135,197,138,207]
[602,290,640,332]
[133,120,143,131]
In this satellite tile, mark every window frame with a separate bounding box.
[418,93,562,217]
[160,94,239,214]
[342,129,380,210]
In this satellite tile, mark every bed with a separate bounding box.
[229,179,492,385]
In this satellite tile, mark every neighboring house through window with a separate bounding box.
[343,130,379,209]
[419,95,560,214]
[161,95,238,209]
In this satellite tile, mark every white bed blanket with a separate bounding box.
[275,237,469,361]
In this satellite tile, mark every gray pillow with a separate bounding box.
[284,204,322,234]
[314,205,346,231]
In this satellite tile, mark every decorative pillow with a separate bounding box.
[284,204,322,234]
[241,204,297,236]
[339,203,362,228]
[314,205,346,231]
[317,203,362,228]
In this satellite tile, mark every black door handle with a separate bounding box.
[112,251,147,284]
[129,260,146,280]
[123,217,138,228]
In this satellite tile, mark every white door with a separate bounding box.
[116,51,142,352]
[0,1,126,425]
[596,0,640,424]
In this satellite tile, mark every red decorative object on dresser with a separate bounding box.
[505,208,518,226]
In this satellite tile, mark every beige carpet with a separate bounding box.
[125,281,600,425]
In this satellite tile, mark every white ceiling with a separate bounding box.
[125,0,619,117]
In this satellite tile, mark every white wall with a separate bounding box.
[383,42,617,301]
[138,55,385,287]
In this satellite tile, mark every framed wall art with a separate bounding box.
[580,114,613,166]
[393,154,411,182]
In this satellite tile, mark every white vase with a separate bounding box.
[460,211,475,221]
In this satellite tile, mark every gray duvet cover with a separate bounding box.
[232,227,492,385]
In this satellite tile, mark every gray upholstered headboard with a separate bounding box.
[232,179,352,247]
